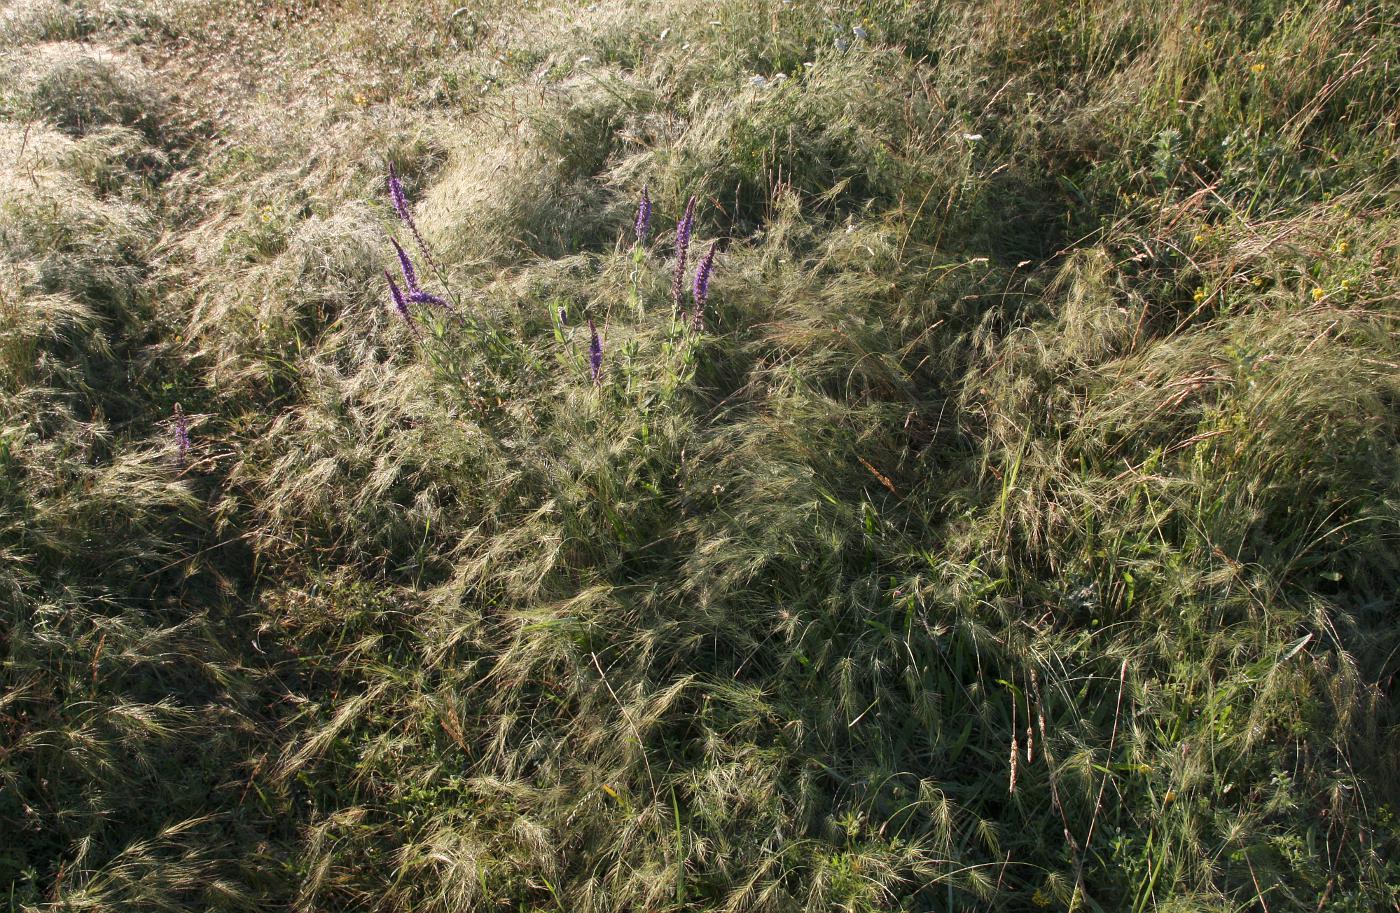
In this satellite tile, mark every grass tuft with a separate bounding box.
[2,1,1398,911]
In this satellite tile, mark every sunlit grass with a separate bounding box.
[2,1,1397,911]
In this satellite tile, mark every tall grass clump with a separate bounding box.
[0,25,283,913]
[3,1,1398,911]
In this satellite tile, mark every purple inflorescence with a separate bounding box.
[388,163,414,229]
[386,270,417,332]
[634,186,652,244]
[678,194,696,252]
[588,318,603,384]
[672,194,697,311]
[387,161,441,276]
[692,240,717,331]
[407,287,450,309]
[392,238,419,290]
[173,402,190,464]
[392,238,451,310]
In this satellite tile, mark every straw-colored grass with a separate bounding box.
[2,1,1397,910]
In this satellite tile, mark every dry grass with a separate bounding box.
[2,0,1398,911]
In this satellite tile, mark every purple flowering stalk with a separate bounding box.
[173,402,190,466]
[388,163,412,225]
[692,241,716,332]
[391,237,419,289]
[387,162,442,274]
[634,186,652,244]
[386,270,420,335]
[392,238,451,310]
[407,285,450,310]
[588,318,603,385]
[672,194,697,313]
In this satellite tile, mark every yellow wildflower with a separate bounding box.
[1250,62,1266,74]
[1312,287,1325,302]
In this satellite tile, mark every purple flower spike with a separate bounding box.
[588,318,603,385]
[558,305,568,326]
[692,241,716,331]
[386,270,417,332]
[388,163,414,229]
[173,402,190,465]
[634,186,652,243]
[678,194,696,251]
[392,238,419,290]
[387,160,442,275]
[408,289,451,309]
[672,194,697,311]
[391,237,452,310]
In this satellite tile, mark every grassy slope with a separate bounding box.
[1,0,1398,910]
